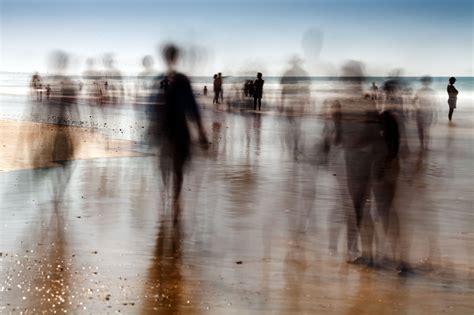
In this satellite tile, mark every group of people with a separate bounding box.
[25,46,461,272]
[29,72,51,102]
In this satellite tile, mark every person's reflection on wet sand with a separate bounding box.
[141,217,183,314]
[243,112,262,160]
[3,165,73,314]
[150,44,209,223]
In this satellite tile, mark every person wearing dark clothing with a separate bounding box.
[447,77,458,121]
[253,72,264,111]
[213,74,222,104]
[160,76,170,92]
[151,44,209,223]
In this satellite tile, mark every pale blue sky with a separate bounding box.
[1,0,473,76]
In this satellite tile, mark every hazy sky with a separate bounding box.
[1,0,473,76]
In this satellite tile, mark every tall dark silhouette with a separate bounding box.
[447,77,458,121]
[253,72,264,111]
[150,44,209,223]
[213,73,222,104]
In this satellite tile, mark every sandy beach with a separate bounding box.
[0,95,473,314]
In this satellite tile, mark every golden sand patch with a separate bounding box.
[0,120,142,172]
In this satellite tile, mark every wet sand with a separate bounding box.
[1,106,473,314]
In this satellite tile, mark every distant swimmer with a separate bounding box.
[447,77,458,121]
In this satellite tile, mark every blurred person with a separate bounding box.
[319,100,355,258]
[301,27,337,76]
[82,58,103,128]
[150,44,209,223]
[102,53,124,106]
[133,55,157,142]
[243,80,249,97]
[370,82,379,100]
[30,72,43,101]
[18,50,79,184]
[47,50,79,163]
[413,76,437,151]
[321,61,402,268]
[218,72,224,103]
[280,57,311,159]
[253,72,264,111]
[213,73,221,104]
[447,76,458,121]
[248,79,254,98]
[382,74,410,158]
[136,55,157,104]
[203,85,208,96]
[45,84,51,101]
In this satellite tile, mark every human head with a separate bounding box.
[341,60,365,88]
[142,55,154,69]
[48,50,69,73]
[162,44,179,70]
[103,53,115,68]
[449,77,456,85]
[257,72,262,79]
[218,72,222,77]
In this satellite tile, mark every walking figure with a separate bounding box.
[151,44,209,223]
